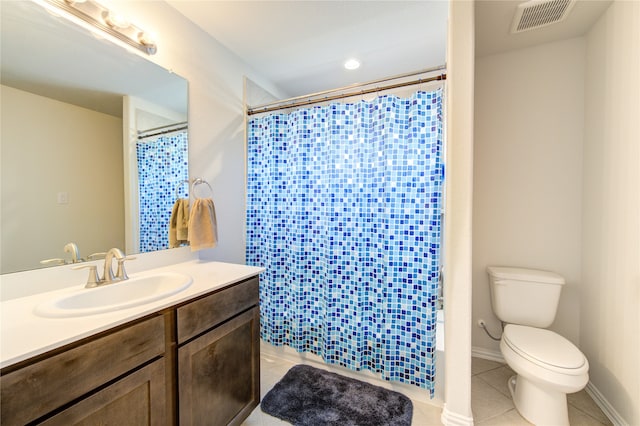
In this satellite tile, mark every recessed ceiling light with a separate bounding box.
[344,58,361,70]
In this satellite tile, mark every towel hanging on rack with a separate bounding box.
[186,177,217,250]
[189,197,218,251]
[169,198,189,248]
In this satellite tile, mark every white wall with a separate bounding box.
[473,38,585,353]
[109,0,285,264]
[0,85,124,273]
[582,1,640,424]
[441,1,475,425]
[473,2,639,422]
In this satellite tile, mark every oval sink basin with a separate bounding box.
[35,272,193,318]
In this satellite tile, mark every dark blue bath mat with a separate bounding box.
[261,364,413,426]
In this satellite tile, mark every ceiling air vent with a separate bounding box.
[511,0,576,33]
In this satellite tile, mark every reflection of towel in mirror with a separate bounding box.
[189,198,218,251]
[169,198,189,248]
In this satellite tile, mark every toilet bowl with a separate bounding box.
[486,266,590,426]
[500,324,589,425]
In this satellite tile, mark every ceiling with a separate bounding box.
[1,0,612,114]
[168,0,612,100]
[475,0,611,57]
[166,0,449,98]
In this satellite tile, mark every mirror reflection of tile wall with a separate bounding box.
[137,131,189,253]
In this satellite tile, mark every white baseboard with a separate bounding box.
[585,382,627,426]
[471,346,504,363]
[441,404,474,426]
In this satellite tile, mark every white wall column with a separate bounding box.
[442,1,475,425]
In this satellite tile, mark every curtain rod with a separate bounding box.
[138,121,188,139]
[249,64,445,111]
[247,65,446,116]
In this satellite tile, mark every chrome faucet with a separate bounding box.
[73,248,136,288]
[64,242,81,263]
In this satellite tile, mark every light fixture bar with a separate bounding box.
[38,0,157,55]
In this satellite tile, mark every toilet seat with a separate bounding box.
[503,324,587,375]
[500,326,590,426]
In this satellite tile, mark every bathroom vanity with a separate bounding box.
[0,261,262,426]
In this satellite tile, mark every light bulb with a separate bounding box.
[138,32,157,54]
[103,10,130,29]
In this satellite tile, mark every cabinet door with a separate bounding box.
[39,359,166,426]
[179,307,260,426]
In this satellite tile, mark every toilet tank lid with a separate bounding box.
[486,266,565,285]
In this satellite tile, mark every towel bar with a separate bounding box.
[191,178,214,199]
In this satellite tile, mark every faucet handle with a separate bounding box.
[115,256,137,280]
[40,258,66,266]
[72,264,102,288]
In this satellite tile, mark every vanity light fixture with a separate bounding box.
[36,0,157,55]
[103,10,130,30]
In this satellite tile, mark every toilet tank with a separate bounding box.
[486,266,565,328]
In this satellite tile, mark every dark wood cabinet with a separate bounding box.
[0,315,166,426]
[177,277,259,344]
[178,307,260,426]
[0,275,260,426]
[177,277,260,426]
[39,358,167,426]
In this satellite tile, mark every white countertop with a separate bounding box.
[0,260,263,369]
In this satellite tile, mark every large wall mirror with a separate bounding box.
[0,1,189,274]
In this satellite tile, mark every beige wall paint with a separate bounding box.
[473,38,585,352]
[0,85,124,273]
[582,1,640,424]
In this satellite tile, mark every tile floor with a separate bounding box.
[242,355,612,426]
[471,358,611,426]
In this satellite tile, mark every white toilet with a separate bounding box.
[487,266,589,426]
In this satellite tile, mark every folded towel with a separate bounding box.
[169,198,189,248]
[189,198,218,251]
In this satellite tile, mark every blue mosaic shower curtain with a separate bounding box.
[137,131,189,252]
[246,89,443,394]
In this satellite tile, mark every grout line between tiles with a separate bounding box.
[475,373,512,398]
[568,402,610,426]
[478,367,511,400]
[475,406,517,424]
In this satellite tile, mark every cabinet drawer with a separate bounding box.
[177,276,259,344]
[0,315,165,426]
